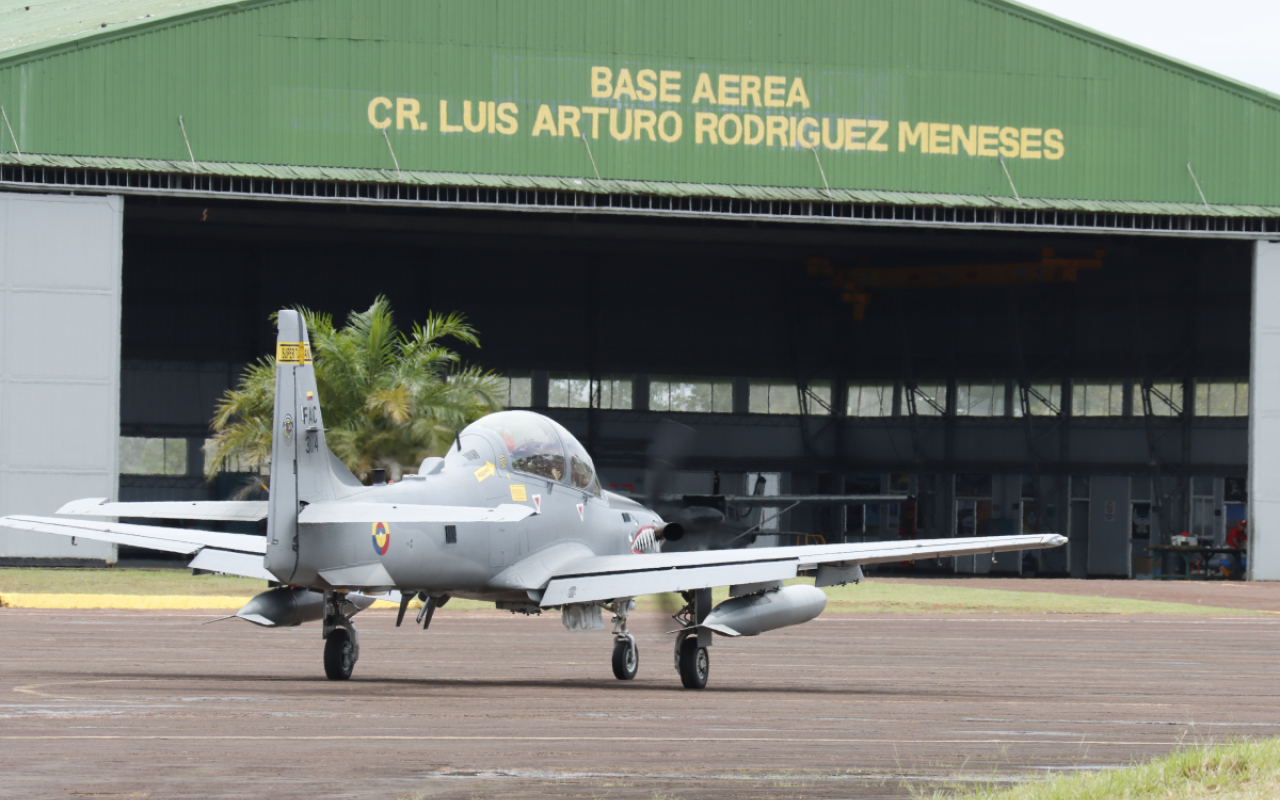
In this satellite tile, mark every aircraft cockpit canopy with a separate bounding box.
[548,418,601,497]
[470,411,599,495]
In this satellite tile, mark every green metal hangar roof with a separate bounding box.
[0,0,1277,236]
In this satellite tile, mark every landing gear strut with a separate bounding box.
[322,592,359,681]
[672,588,711,689]
[608,599,638,680]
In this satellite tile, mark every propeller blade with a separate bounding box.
[644,420,695,511]
[653,591,683,615]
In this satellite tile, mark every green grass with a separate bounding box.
[629,579,1257,616]
[937,738,1280,800]
[815,581,1259,616]
[0,567,267,596]
[0,568,1258,615]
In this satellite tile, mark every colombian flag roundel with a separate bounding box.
[371,522,390,555]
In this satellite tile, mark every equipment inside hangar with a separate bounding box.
[0,0,1276,578]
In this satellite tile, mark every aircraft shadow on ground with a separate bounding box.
[49,670,975,698]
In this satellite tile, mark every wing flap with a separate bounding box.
[57,497,267,522]
[299,502,534,525]
[538,533,1066,604]
[789,533,1067,568]
[0,515,267,555]
[541,558,798,606]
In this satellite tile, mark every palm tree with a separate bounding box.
[205,297,505,483]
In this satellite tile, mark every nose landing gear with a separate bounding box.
[608,599,638,680]
[612,634,638,680]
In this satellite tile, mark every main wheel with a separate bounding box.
[612,636,639,680]
[678,637,709,689]
[323,628,355,681]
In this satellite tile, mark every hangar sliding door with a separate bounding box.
[1251,241,1280,581]
[0,193,122,564]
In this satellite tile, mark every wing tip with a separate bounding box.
[55,497,109,516]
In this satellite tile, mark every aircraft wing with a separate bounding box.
[56,497,268,522]
[0,515,271,580]
[538,533,1066,606]
[718,494,911,507]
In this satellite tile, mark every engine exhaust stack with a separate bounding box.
[656,522,684,542]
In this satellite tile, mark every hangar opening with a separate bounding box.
[0,0,1275,579]
[112,199,1252,578]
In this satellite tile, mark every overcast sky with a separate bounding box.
[1017,0,1280,95]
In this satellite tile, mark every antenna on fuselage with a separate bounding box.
[455,430,462,452]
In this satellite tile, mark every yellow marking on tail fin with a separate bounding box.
[276,342,313,364]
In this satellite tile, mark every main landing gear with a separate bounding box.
[672,589,711,690]
[322,592,359,681]
[608,599,638,680]
[676,634,709,689]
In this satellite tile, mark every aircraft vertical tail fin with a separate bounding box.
[264,310,361,581]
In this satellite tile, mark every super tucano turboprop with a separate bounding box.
[1,311,1067,689]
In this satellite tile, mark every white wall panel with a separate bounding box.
[5,197,121,290]
[1250,241,1280,580]
[5,293,120,380]
[0,193,122,562]
[1,383,117,469]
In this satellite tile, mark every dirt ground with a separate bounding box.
[2,592,1277,799]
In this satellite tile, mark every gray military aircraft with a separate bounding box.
[0,311,1067,689]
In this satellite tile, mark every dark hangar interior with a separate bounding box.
[117,197,1252,578]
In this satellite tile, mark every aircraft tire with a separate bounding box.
[612,637,639,680]
[323,628,355,680]
[678,638,709,689]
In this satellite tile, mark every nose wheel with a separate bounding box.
[608,599,638,681]
[612,634,639,680]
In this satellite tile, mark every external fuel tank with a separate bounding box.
[700,584,827,637]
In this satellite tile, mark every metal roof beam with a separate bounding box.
[2,163,1278,240]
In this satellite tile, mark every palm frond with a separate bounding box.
[208,298,505,482]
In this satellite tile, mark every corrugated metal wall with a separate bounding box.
[0,0,1276,206]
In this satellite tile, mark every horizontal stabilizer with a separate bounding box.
[319,562,396,590]
[57,497,268,522]
[189,548,274,581]
[0,515,266,556]
[299,502,534,525]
